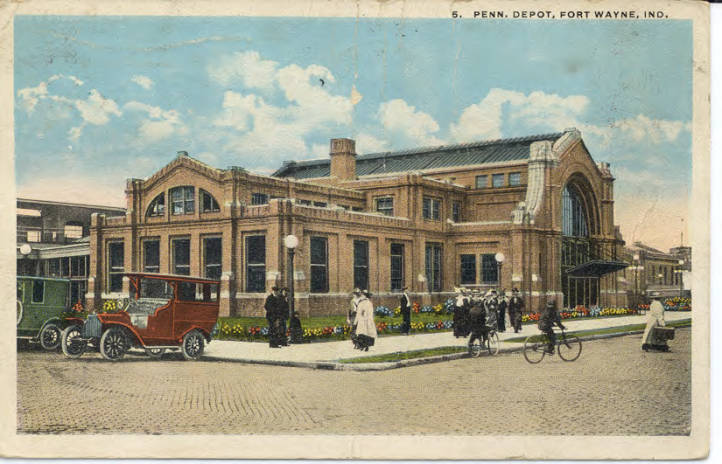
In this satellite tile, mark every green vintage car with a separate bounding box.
[17,276,72,350]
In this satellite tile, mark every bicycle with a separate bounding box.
[469,326,500,357]
[523,328,581,363]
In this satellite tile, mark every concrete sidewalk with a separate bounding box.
[203,312,692,369]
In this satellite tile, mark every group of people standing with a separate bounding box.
[347,288,377,351]
[453,287,525,339]
[263,286,303,348]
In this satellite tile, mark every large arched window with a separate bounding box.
[146,193,165,217]
[200,189,220,212]
[562,185,588,237]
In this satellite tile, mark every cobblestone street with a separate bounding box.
[17,329,691,435]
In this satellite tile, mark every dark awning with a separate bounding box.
[566,260,628,277]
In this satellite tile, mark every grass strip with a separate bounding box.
[338,346,468,364]
[503,319,691,343]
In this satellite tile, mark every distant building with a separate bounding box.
[89,128,628,316]
[16,198,126,305]
[622,242,691,302]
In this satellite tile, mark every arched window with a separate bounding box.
[170,186,195,215]
[200,189,220,212]
[146,193,165,217]
[562,185,588,237]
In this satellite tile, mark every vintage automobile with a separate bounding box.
[17,276,72,350]
[61,273,220,361]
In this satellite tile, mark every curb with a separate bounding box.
[204,322,690,371]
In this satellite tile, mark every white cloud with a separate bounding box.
[74,89,121,126]
[124,100,186,142]
[377,99,442,146]
[18,174,126,208]
[355,133,390,154]
[209,50,278,90]
[610,115,688,144]
[17,82,48,113]
[48,74,84,86]
[131,75,154,90]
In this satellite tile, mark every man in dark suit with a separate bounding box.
[400,286,411,335]
[508,288,525,333]
[264,286,282,348]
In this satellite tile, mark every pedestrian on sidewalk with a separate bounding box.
[497,289,507,333]
[289,310,304,344]
[453,287,470,338]
[264,286,283,348]
[348,288,361,349]
[467,294,488,351]
[354,290,377,351]
[400,286,411,335]
[641,294,671,352]
[484,290,498,331]
[508,288,524,333]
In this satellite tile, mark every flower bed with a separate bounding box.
[521,306,639,323]
[664,297,691,311]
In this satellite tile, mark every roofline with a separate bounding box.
[17,197,126,212]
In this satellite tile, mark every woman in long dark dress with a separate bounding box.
[453,288,470,338]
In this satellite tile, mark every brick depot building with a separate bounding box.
[88,128,627,317]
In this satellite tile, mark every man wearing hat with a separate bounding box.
[400,286,411,335]
[508,288,525,333]
[539,300,565,354]
[264,286,283,348]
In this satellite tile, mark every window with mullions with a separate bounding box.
[172,238,190,275]
[201,190,220,212]
[452,202,461,222]
[108,241,125,292]
[562,185,589,237]
[147,193,165,217]
[70,256,88,277]
[481,254,498,284]
[246,235,266,293]
[170,187,195,215]
[422,197,441,220]
[310,237,328,293]
[475,175,488,189]
[390,243,404,291]
[353,240,369,290]
[32,280,45,303]
[492,173,505,188]
[425,243,442,292]
[460,254,476,285]
[509,172,521,186]
[375,197,394,216]
[203,237,222,280]
[143,240,160,273]
[251,193,268,205]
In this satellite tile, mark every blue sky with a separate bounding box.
[15,16,692,249]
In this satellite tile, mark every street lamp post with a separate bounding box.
[494,252,505,289]
[19,244,32,276]
[677,259,685,297]
[633,253,640,311]
[284,234,299,319]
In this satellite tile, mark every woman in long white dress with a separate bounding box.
[354,290,377,351]
[641,295,670,351]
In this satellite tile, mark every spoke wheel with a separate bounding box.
[468,339,483,358]
[40,323,61,350]
[523,335,547,364]
[182,330,205,361]
[100,326,129,361]
[487,332,500,356]
[145,348,165,359]
[61,325,87,358]
[558,334,582,362]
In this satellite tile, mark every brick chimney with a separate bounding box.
[329,138,356,180]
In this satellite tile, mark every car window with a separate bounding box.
[139,279,174,300]
[177,282,218,302]
[32,280,44,304]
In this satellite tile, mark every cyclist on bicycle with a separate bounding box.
[539,300,565,354]
[467,293,487,350]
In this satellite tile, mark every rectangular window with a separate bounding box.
[297,199,311,206]
[352,206,364,212]
[143,240,160,273]
[203,237,222,280]
[509,172,521,186]
[375,197,394,216]
[390,243,404,291]
[178,282,219,302]
[313,201,327,208]
[492,173,505,188]
[171,186,195,215]
[70,256,86,277]
[422,197,441,220]
[32,279,45,303]
[246,235,266,293]
[251,193,268,205]
[61,257,70,277]
[481,254,498,284]
[425,243,443,292]
[64,224,83,239]
[48,258,60,277]
[460,254,476,285]
[310,236,328,293]
[475,175,488,189]
[452,202,461,222]
[353,240,369,290]
[172,238,190,276]
[108,241,124,292]
[27,230,41,242]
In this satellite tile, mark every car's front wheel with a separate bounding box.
[100,326,129,361]
[181,330,205,361]
[61,325,87,358]
[40,323,61,351]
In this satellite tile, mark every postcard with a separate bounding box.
[0,0,710,460]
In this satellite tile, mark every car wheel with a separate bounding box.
[181,330,205,361]
[17,300,23,326]
[61,325,87,358]
[145,348,165,359]
[40,323,61,351]
[100,326,129,361]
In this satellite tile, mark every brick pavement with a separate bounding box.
[17,328,691,435]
